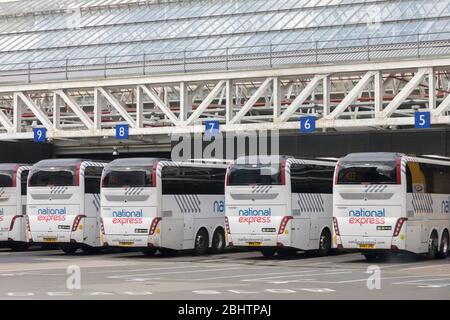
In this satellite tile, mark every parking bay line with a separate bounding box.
[189,268,322,281]
[26,265,204,277]
[392,277,450,285]
[296,274,450,284]
[106,266,269,279]
[242,270,353,282]
[93,265,201,275]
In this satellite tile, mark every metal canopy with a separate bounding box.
[0,0,448,74]
[0,0,448,147]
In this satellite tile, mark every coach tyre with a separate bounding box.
[194,228,209,255]
[211,228,225,254]
[363,253,378,261]
[261,248,276,258]
[427,231,439,260]
[142,248,157,256]
[277,248,297,257]
[317,228,331,257]
[10,243,29,252]
[438,230,449,259]
[61,245,78,255]
[81,245,101,255]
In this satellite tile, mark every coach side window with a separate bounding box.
[290,164,334,194]
[430,164,450,194]
[162,166,225,195]
[84,166,103,194]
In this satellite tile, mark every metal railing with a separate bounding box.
[1,31,450,84]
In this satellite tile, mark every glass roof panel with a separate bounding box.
[0,0,448,70]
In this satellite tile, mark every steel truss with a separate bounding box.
[0,57,450,142]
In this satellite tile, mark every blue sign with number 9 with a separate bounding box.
[116,124,129,140]
[204,120,219,136]
[300,116,316,133]
[33,128,46,143]
[414,112,430,129]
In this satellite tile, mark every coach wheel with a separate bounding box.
[194,229,209,256]
[363,253,378,262]
[317,229,331,257]
[61,245,78,255]
[10,243,29,252]
[438,231,449,259]
[159,248,178,257]
[277,248,297,257]
[426,232,439,260]
[211,228,225,254]
[142,248,157,256]
[81,246,101,255]
[261,248,276,258]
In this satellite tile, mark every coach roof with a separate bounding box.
[107,158,166,167]
[33,159,104,168]
[0,163,29,171]
[341,152,405,162]
[234,155,294,164]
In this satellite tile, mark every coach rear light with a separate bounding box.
[278,216,293,234]
[71,215,86,232]
[393,217,408,237]
[100,217,105,235]
[149,217,162,235]
[25,215,30,232]
[224,217,231,234]
[9,215,21,231]
[332,217,340,236]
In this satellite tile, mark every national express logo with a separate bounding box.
[238,208,272,224]
[348,208,386,226]
[112,209,143,225]
[442,197,450,214]
[213,201,224,213]
[37,207,67,222]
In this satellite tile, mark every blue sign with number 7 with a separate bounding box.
[115,124,129,139]
[414,112,430,129]
[33,127,47,143]
[204,120,219,136]
[300,116,316,133]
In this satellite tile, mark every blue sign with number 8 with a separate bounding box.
[116,124,129,139]
[33,127,46,143]
[300,116,316,133]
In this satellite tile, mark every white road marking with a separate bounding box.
[105,265,200,277]
[398,264,450,272]
[301,274,449,284]
[277,260,332,265]
[297,288,336,293]
[125,278,161,282]
[268,279,316,284]
[106,266,264,279]
[190,269,319,281]
[243,271,352,282]
[392,277,450,285]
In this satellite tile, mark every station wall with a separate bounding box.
[170,128,448,159]
[0,141,53,163]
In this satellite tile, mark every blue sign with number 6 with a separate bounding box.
[204,120,219,136]
[414,112,430,129]
[300,116,316,133]
[116,124,129,139]
[33,127,46,143]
